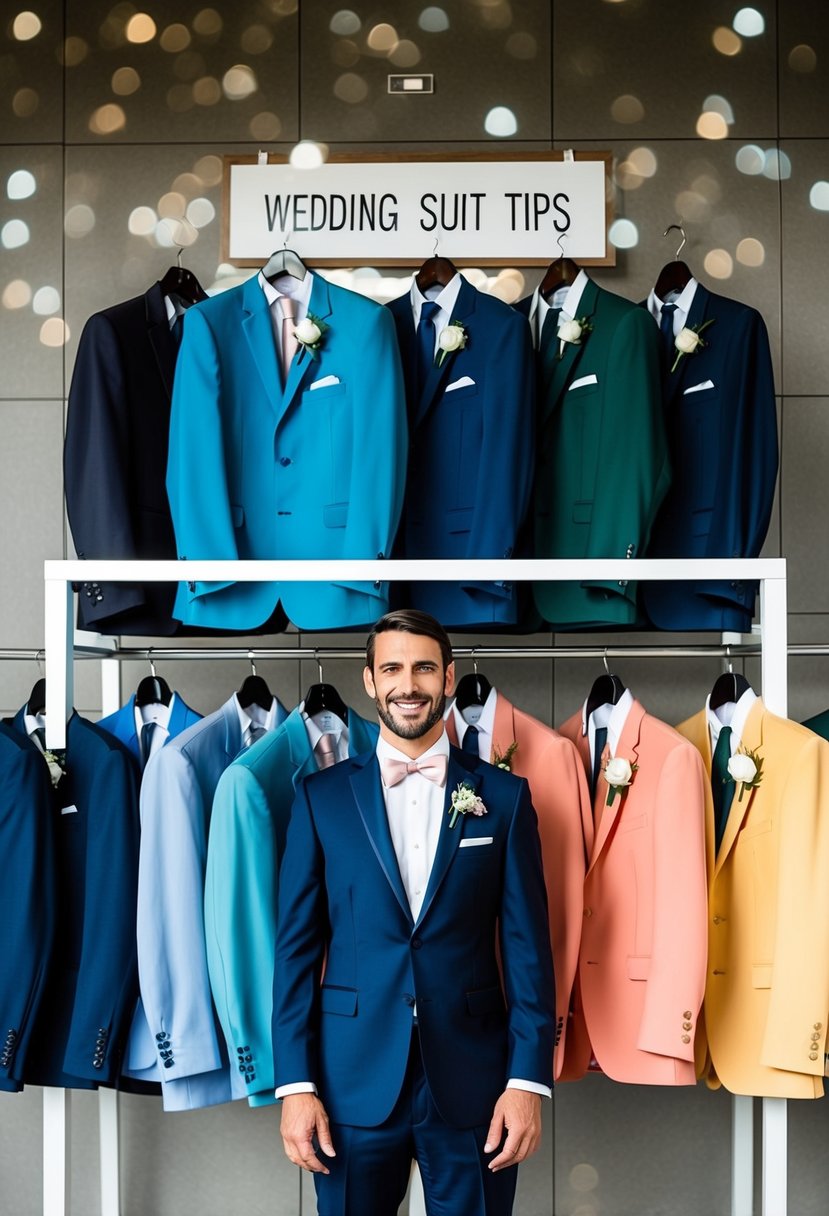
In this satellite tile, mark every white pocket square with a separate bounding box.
[569,373,598,391]
[310,375,341,390]
[684,379,715,394]
[459,836,493,848]
[445,376,476,392]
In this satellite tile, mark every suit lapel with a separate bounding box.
[414,277,477,427]
[222,696,245,763]
[490,691,515,766]
[167,692,189,740]
[146,283,177,400]
[572,725,596,859]
[242,274,282,412]
[665,282,710,405]
[389,296,418,412]
[282,708,317,787]
[416,749,475,927]
[350,756,413,924]
[587,699,644,876]
[714,698,764,875]
[541,278,599,426]
[347,710,378,756]
[276,274,333,429]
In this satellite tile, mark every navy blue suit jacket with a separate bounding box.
[641,283,778,632]
[0,724,56,1092]
[273,745,555,1129]
[10,710,141,1089]
[97,692,201,764]
[387,278,534,627]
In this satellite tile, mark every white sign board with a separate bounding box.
[224,154,612,266]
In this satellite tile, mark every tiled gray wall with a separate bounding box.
[2,2,829,1213]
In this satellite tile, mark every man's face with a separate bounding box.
[364,631,455,742]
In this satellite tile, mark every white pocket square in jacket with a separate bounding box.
[445,376,476,392]
[459,836,493,848]
[310,375,341,390]
[684,379,715,394]
[568,373,598,391]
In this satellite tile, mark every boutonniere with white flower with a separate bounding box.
[42,749,66,788]
[603,756,638,807]
[492,740,518,772]
[557,315,593,359]
[436,320,467,367]
[293,313,328,359]
[670,318,715,373]
[449,780,487,828]
[727,747,763,802]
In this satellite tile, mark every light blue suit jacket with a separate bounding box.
[167,272,408,631]
[97,692,202,763]
[129,694,286,1110]
[204,707,379,1107]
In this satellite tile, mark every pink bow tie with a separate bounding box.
[380,755,448,788]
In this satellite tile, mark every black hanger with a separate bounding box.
[27,677,46,717]
[262,243,307,283]
[136,655,172,707]
[653,222,692,301]
[585,654,626,722]
[159,249,208,307]
[709,671,752,711]
[454,669,493,712]
[237,654,274,713]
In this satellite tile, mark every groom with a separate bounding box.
[273,610,555,1215]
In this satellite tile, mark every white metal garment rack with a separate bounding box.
[39,556,789,1216]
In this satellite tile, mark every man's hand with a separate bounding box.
[484,1090,543,1172]
[280,1093,336,1174]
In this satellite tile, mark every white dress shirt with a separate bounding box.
[233,693,281,748]
[526,268,590,350]
[23,710,46,750]
[258,269,313,366]
[646,277,699,340]
[163,294,187,329]
[449,686,497,760]
[409,272,463,356]
[300,700,350,766]
[705,686,758,756]
[133,694,174,762]
[581,687,634,771]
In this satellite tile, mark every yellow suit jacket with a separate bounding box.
[677,698,829,1098]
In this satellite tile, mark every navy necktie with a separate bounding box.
[462,724,480,755]
[416,300,440,394]
[712,726,734,852]
[659,303,677,365]
[247,724,267,747]
[33,726,46,752]
[141,721,157,768]
[591,726,608,802]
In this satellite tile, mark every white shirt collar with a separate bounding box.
[409,272,463,328]
[647,276,699,325]
[24,711,46,747]
[133,693,174,733]
[164,294,187,328]
[234,692,280,738]
[258,268,313,312]
[376,728,451,768]
[449,686,497,744]
[582,686,634,758]
[300,700,349,751]
[705,687,757,753]
[527,269,590,345]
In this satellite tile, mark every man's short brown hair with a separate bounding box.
[365,609,453,673]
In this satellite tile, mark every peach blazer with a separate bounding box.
[447,692,590,1078]
[559,699,708,1085]
[678,699,829,1098]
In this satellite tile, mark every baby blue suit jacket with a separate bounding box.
[205,706,378,1107]
[167,273,408,631]
[273,745,555,1129]
[387,278,534,627]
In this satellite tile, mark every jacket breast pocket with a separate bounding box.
[231,504,245,529]
[303,381,347,402]
[320,985,358,1017]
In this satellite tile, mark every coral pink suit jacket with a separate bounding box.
[447,692,590,1078]
[558,699,708,1085]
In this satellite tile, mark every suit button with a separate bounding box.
[683,1022,692,1031]
[411,938,423,950]
[811,1032,820,1042]
[810,1052,819,1061]
[681,1034,690,1044]
[164,1058,174,1068]
[583,907,593,917]
[404,995,415,1007]
[815,1023,823,1031]
[279,457,292,466]
[376,552,385,560]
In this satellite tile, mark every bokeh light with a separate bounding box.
[609,218,639,249]
[334,72,369,103]
[712,27,742,56]
[160,23,191,52]
[484,106,518,137]
[330,10,361,36]
[809,182,829,211]
[733,8,765,37]
[736,237,765,267]
[89,103,127,135]
[289,141,327,169]
[112,66,141,95]
[64,203,96,238]
[788,44,817,73]
[125,14,157,44]
[1,220,31,249]
[223,65,258,100]
[40,318,70,347]
[7,170,36,200]
[12,11,42,40]
[33,286,60,315]
[610,94,645,124]
[2,280,32,309]
[418,7,450,33]
[735,144,765,175]
[703,248,734,279]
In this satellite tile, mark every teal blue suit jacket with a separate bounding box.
[204,706,378,1106]
[167,273,408,631]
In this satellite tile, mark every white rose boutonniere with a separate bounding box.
[603,755,638,806]
[670,318,714,373]
[449,780,487,828]
[727,747,763,801]
[557,315,593,359]
[436,320,467,367]
[293,313,328,359]
[42,749,66,788]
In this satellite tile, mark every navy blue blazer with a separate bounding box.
[387,278,534,627]
[641,283,778,632]
[97,692,202,764]
[0,724,56,1092]
[273,745,555,1129]
[9,710,141,1090]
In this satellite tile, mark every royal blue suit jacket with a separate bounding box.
[205,706,378,1107]
[167,273,408,631]
[97,692,202,763]
[387,278,534,627]
[273,746,555,1129]
[641,283,778,632]
[9,710,140,1090]
[0,724,55,1092]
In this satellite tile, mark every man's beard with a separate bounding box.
[375,692,447,741]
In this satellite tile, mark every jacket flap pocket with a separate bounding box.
[572,500,592,525]
[320,985,358,1016]
[447,507,473,534]
[752,965,772,989]
[620,813,648,835]
[626,955,651,981]
[466,985,505,1017]
[323,502,348,529]
[743,818,772,840]
[231,504,245,528]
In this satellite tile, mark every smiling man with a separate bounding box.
[272,609,555,1216]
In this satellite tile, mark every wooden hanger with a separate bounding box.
[159,248,207,307]
[653,222,693,300]
[539,231,580,301]
[416,236,458,292]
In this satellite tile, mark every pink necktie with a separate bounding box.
[314,734,337,770]
[280,296,298,382]
[380,755,448,788]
